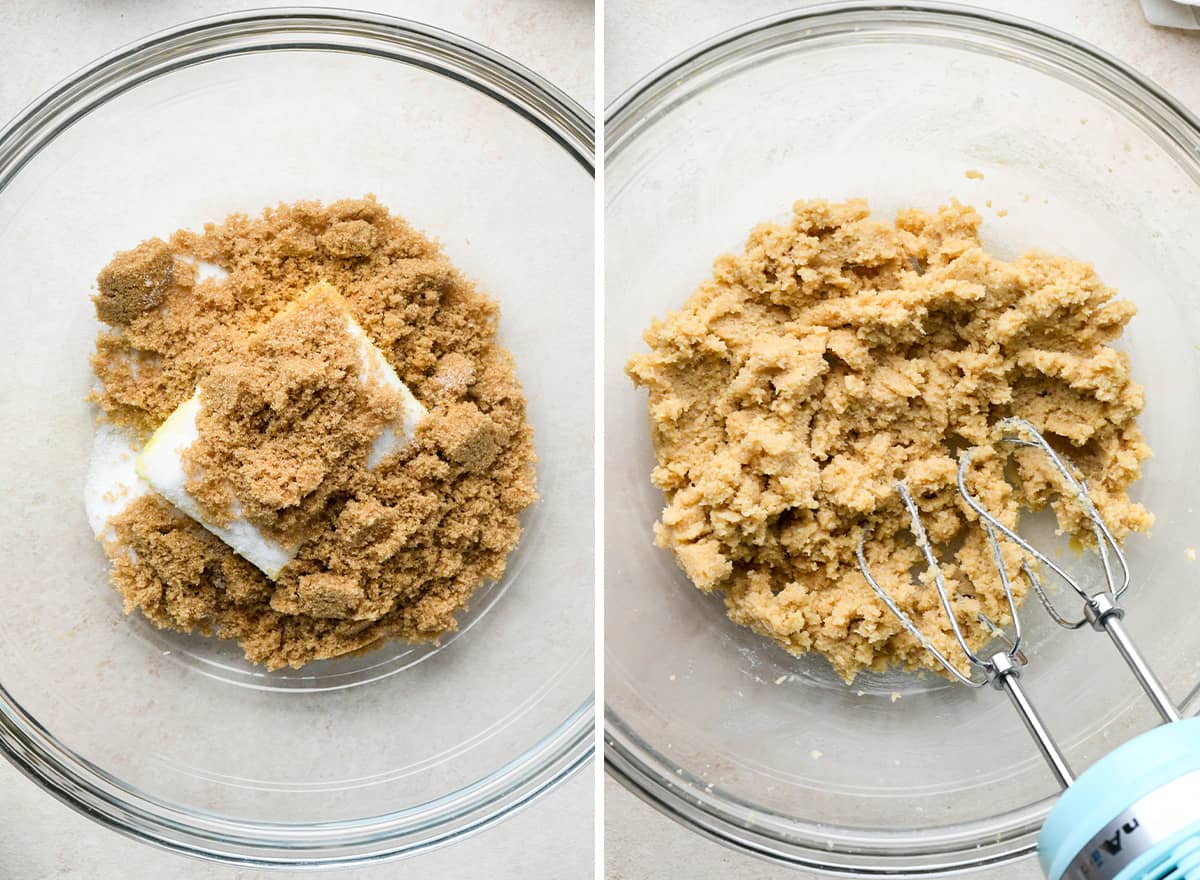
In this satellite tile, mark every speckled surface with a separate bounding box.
[604,1,1198,878]
[0,2,593,879]
[604,0,1200,107]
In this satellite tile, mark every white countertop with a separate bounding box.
[604,0,1200,107]
[603,1,1198,878]
[0,2,593,879]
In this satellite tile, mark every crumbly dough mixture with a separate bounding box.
[90,197,536,669]
[627,199,1152,682]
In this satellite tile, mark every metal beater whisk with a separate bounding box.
[856,417,1178,789]
[856,418,1200,880]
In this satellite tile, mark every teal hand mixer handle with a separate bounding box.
[1040,717,1200,880]
[856,418,1199,880]
[1017,588,1200,880]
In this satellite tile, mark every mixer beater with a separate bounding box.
[857,418,1200,880]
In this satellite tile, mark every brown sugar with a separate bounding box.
[627,199,1152,682]
[182,283,404,540]
[93,237,175,326]
[90,197,537,669]
[427,401,503,473]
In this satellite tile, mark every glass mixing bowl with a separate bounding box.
[0,8,593,868]
[605,3,1200,874]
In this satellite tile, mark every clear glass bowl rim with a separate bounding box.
[603,1,1200,876]
[0,6,595,869]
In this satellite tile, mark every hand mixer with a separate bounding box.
[856,417,1200,880]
